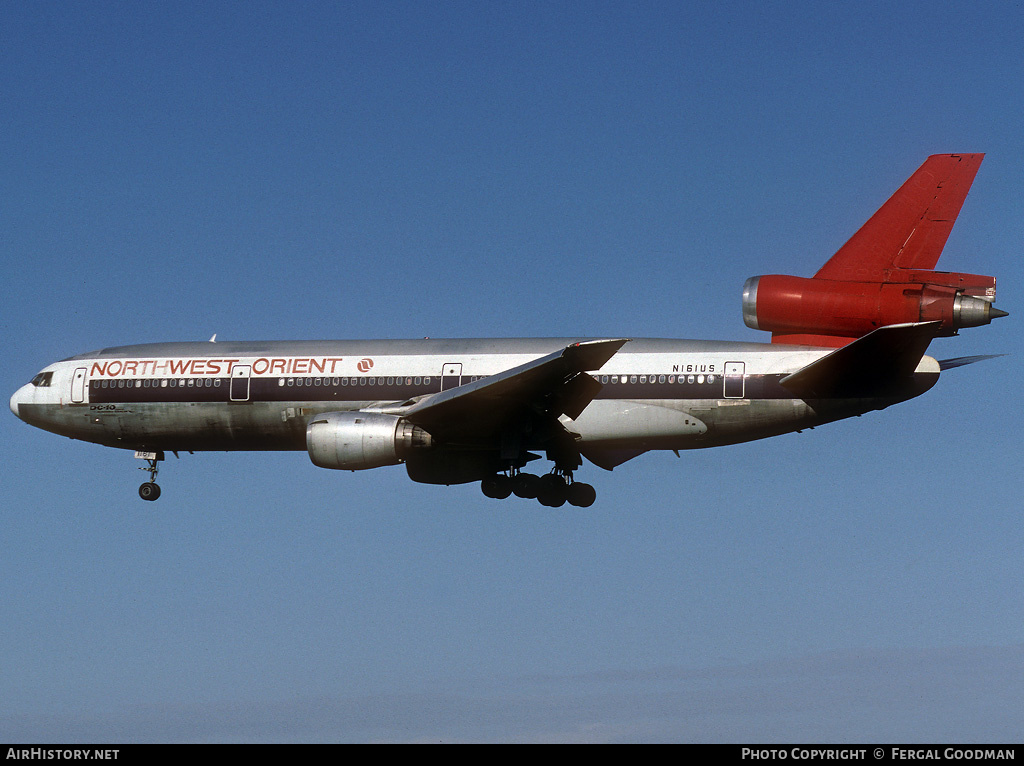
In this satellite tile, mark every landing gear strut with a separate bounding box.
[135,451,164,501]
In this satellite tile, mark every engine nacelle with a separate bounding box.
[742,273,1001,343]
[306,411,432,470]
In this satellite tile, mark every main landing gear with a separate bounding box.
[135,451,164,501]
[481,469,597,508]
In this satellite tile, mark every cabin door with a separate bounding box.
[71,367,88,403]
[723,362,746,399]
[230,365,252,401]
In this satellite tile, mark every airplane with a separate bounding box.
[9,153,1007,507]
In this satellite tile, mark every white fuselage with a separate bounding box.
[9,337,939,467]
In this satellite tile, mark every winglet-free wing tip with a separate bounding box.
[564,338,630,371]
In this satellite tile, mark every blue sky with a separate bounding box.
[1,1,1021,742]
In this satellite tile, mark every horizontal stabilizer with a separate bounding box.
[780,322,940,399]
[939,354,1007,371]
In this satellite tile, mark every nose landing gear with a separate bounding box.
[135,451,164,501]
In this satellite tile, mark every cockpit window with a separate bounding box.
[30,372,53,387]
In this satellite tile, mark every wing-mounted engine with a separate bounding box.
[741,153,1006,347]
[306,412,432,470]
[742,271,1004,347]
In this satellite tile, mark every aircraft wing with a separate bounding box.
[401,338,629,443]
[780,322,940,399]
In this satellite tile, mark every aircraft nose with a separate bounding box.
[10,385,29,419]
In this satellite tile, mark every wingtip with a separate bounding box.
[938,353,1008,371]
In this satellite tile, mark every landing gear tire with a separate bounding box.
[512,473,540,499]
[139,482,161,501]
[536,474,568,507]
[481,474,513,500]
[566,482,596,508]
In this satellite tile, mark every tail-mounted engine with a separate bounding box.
[307,412,432,470]
[742,270,1005,346]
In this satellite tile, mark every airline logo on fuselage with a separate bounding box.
[89,357,346,378]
